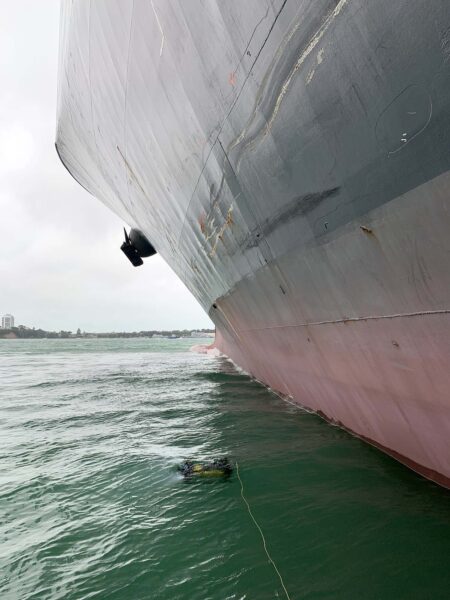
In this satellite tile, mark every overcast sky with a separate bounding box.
[0,1,212,332]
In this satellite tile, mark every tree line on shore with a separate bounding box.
[0,327,214,339]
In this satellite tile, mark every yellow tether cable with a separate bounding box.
[235,461,292,600]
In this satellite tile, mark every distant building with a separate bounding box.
[1,314,14,329]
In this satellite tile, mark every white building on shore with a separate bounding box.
[1,314,14,329]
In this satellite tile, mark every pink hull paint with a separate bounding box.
[215,315,450,488]
[212,173,450,488]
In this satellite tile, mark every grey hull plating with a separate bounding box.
[57,0,450,486]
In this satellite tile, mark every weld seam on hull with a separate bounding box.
[239,308,450,332]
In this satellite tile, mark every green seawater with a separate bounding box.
[0,338,449,600]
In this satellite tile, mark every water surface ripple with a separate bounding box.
[0,338,449,599]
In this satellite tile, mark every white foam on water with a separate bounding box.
[190,344,222,357]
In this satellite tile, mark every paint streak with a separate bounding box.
[375,85,433,155]
[117,145,147,197]
[151,0,165,57]
[262,0,348,139]
[306,47,325,84]
[243,187,340,249]
[199,212,206,234]
[228,0,350,163]
[203,206,234,257]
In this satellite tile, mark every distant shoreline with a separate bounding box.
[0,328,215,340]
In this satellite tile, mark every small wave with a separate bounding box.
[1,337,449,600]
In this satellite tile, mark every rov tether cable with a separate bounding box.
[236,462,292,600]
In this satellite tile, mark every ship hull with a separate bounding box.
[213,169,450,488]
[57,0,450,486]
